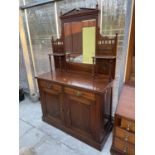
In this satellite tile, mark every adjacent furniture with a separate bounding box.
[37,6,118,150]
[111,85,135,155]
[125,4,135,87]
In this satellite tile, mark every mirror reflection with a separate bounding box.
[64,19,96,64]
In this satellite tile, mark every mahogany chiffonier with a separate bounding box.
[37,6,118,150]
[111,85,135,155]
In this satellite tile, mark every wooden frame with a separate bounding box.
[37,7,119,150]
[50,6,118,80]
[125,4,135,86]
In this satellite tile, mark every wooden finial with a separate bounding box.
[51,36,54,42]
[96,3,98,9]
[115,33,118,39]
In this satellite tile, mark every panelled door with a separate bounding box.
[64,87,100,141]
[39,80,64,124]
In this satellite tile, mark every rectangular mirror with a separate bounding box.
[82,26,95,64]
[64,19,96,64]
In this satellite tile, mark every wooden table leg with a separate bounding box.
[59,56,62,72]
[48,54,52,74]
[108,59,112,81]
[65,56,67,72]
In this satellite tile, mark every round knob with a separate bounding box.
[123,146,127,153]
[46,82,52,89]
[76,91,82,97]
[124,135,129,141]
[126,123,131,131]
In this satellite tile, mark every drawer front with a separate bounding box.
[113,137,135,155]
[64,87,95,101]
[39,80,61,92]
[115,127,135,144]
[121,118,135,132]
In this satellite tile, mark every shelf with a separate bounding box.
[92,55,116,59]
[48,53,66,56]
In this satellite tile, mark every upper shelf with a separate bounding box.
[48,53,65,57]
[92,55,117,59]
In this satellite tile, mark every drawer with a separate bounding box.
[121,118,135,132]
[64,87,95,101]
[113,137,135,155]
[115,127,135,144]
[39,80,61,92]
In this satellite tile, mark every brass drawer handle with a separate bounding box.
[123,146,128,153]
[46,82,53,89]
[124,135,129,141]
[76,91,82,97]
[126,123,131,131]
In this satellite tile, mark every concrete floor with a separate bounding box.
[19,97,112,155]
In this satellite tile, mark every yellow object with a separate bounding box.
[82,27,95,64]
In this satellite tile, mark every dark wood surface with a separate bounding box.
[51,7,118,80]
[60,7,99,22]
[51,37,64,54]
[37,71,114,150]
[96,32,118,56]
[116,85,135,120]
[37,7,117,151]
[37,70,114,94]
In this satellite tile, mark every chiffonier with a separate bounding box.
[111,85,135,154]
[37,6,118,150]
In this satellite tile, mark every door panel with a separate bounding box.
[69,96,91,133]
[45,91,60,119]
[43,89,62,123]
[64,87,100,141]
[65,93,97,139]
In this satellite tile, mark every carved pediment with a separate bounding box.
[60,7,99,19]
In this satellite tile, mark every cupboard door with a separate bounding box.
[42,88,64,124]
[64,89,98,141]
[67,96,91,131]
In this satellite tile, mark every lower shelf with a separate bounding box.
[42,116,113,151]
